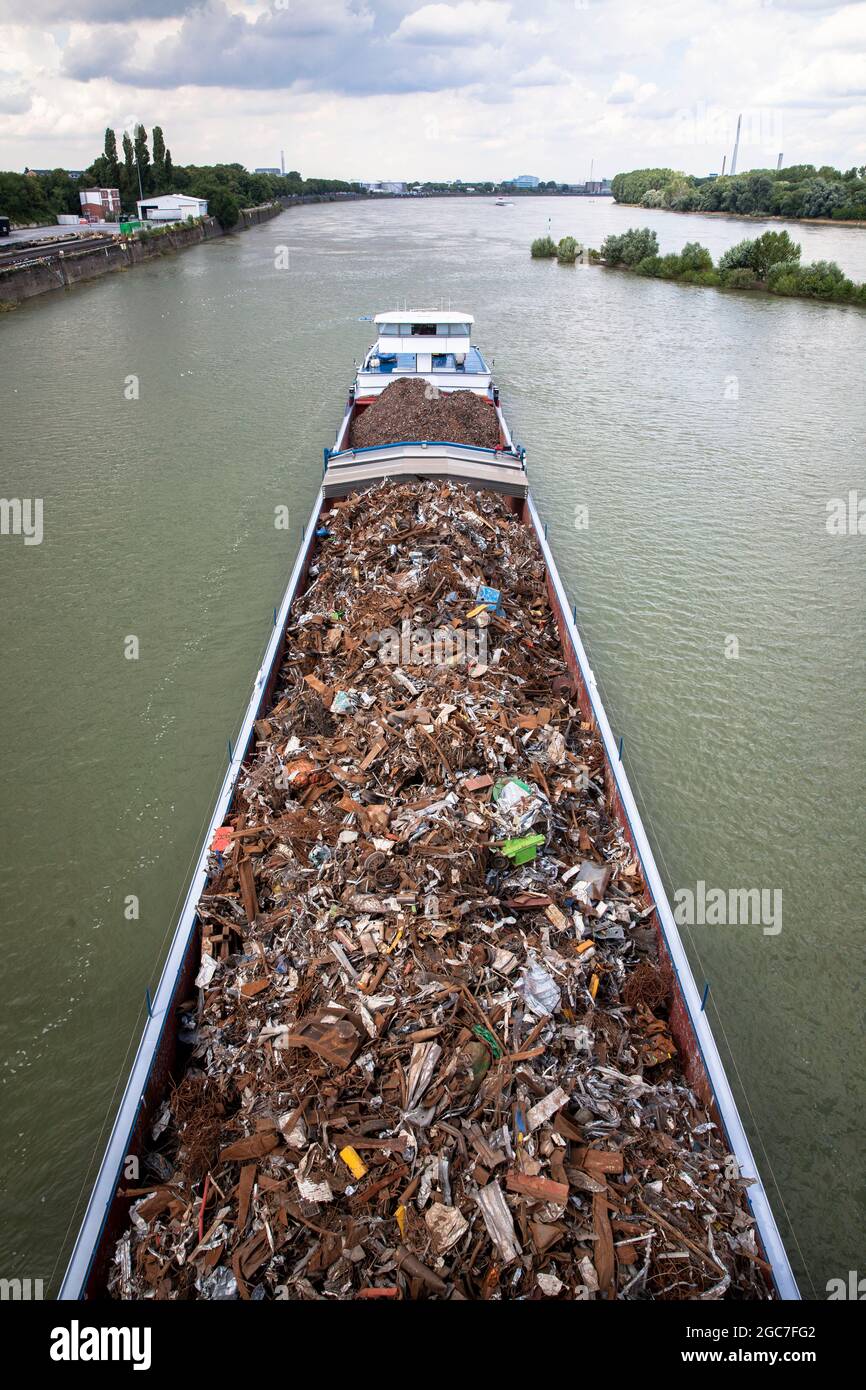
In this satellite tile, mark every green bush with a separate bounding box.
[601,227,659,266]
[718,238,757,273]
[750,230,801,277]
[679,241,713,272]
[530,235,556,258]
[621,227,659,265]
[556,235,580,264]
[766,262,802,296]
[723,267,759,289]
[589,227,866,306]
[718,231,802,280]
[679,268,722,287]
[767,258,855,301]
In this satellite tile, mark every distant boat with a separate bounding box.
[495,198,513,206]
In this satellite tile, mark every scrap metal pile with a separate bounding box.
[349,377,502,451]
[111,480,775,1302]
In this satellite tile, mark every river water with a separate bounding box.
[1,197,863,1297]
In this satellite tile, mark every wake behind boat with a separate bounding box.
[59,310,798,1302]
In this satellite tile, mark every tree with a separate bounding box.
[40,168,79,217]
[164,149,173,187]
[719,232,802,279]
[121,131,137,210]
[103,128,120,188]
[734,172,773,214]
[678,241,713,272]
[620,227,658,264]
[600,228,658,265]
[718,238,756,273]
[208,188,239,228]
[611,169,683,205]
[749,231,801,278]
[613,161,862,223]
[83,154,111,188]
[152,126,166,190]
[134,124,151,196]
[0,171,50,223]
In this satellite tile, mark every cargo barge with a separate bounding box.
[60,311,798,1300]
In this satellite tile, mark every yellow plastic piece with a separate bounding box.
[339,1146,368,1180]
[589,973,599,999]
[396,1204,407,1237]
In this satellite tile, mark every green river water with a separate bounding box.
[0,197,863,1296]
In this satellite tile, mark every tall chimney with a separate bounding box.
[730,114,742,176]
[777,152,783,171]
[280,149,285,176]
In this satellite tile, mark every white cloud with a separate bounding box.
[0,0,864,177]
[607,73,659,105]
[511,57,574,88]
[812,1,866,48]
[395,2,513,45]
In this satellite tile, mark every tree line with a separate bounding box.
[611,165,866,222]
[0,125,361,227]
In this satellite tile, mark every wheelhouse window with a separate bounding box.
[378,321,471,338]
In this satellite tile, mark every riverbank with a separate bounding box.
[614,201,866,230]
[0,193,364,308]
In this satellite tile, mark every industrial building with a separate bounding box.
[136,193,209,224]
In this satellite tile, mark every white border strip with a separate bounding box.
[59,491,325,1300]
[526,493,799,1300]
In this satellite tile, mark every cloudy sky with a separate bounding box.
[1,0,864,180]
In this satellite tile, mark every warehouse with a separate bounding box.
[136,193,209,224]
